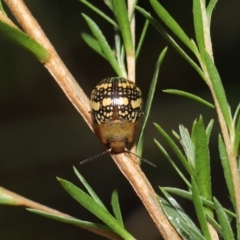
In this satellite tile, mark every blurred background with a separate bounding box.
[1,0,240,239]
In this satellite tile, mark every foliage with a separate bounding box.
[0,0,239,239]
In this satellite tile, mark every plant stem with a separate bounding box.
[127,0,135,82]
[200,0,213,60]
[3,0,92,130]
[3,0,181,238]
[0,187,73,217]
[0,187,122,240]
[111,153,181,240]
[200,0,240,232]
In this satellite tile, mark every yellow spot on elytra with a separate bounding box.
[103,98,112,106]
[91,101,100,111]
[106,112,113,118]
[131,98,142,108]
[122,97,129,105]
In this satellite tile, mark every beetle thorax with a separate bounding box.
[95,120,137,153]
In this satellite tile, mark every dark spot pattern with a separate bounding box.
[90,77,142,124]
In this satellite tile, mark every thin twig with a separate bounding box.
[3,0,180,239]
[127,0,135,82]
[111,153,180,240]
[211,80,240,221]
[3,0,92,130]
[200,0,240,233]
[200,0,213,60]
[0,187,123,240]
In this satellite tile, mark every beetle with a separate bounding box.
[90,77,142,154]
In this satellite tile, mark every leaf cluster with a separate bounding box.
[0,0,240,240]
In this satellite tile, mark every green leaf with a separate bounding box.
[166,186,212,203]
[154,139,191,188]
[154,123,194,176]
[114,31,127,76]
[193,0,206,61]
[136,19,149,59]
[179,125,195,167]
[159,191,205,240]
[137,47,167,156]
[205,52,232,132]
[0,188,17,205]
[149,0,197,56]
[205,212,222,235]
[81,32,106,59]
[205,119,214,144]
[218,135,236,208]
[206,0,218,22]
[27,209,122,240]
[73,167,107,211]
[179,222,206,240]
[79,0,118,28]
[233,103,240,125]
[113,0,133,56]
[163,89,215,109]
[111,190,123,227]
[162,187,226,234]
[233,108,240,156]
[191,177,211,240]
[161,189,199,228]
[0,1,6,14]
[0,17,49,62]
[172,129,180,140]
[214,198,235,240]
[58,178,135,240]
[191,118,198,146]
[192,117,212,203]
[135,6,205,80]
[82,14,124,77]
[104,0,114,12]
[163,187,235,218]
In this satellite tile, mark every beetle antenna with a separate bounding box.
[124,148,156,167]
[80,148,156,167]
[80,149,111,165]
